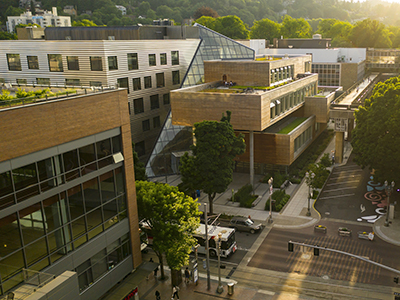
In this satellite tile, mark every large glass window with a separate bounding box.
[90,57,103,71]
[7,54,22,71]
[133,98,144,114]
[100,171,116,203]
[12,163,39,202]
[68,185,85,220]
[91,249,107,281]
[27,56,39,69]
[0,171,14,209]
[163,93,170,105]
[150,95,159,110]
[79,144,97,175]
[67,56,79,70]
[127,53,138,70]
[108,56,118,70]
[156,73,165,88]
[48,54,63,72]
[63,149,79,182]
[171,51,179,65]
[66,79,80,86]
[144,76,152,89]
[0,214,22,257]
[117,77,129,93]
[37,78,50,85]
[19,203,45,245]
[160,53,167,65]
[172,70,180,85]
[148,54,156,66]
[37,156,63,193]
[0,250,24,284]
[132,78,141,91]
[84,177,101,211]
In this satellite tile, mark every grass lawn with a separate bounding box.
[278,117,308,134]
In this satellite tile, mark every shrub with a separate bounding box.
[265,190,290,212]
[319,153,331,168]
[234,184,258,208]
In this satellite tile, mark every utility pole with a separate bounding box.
[204,203,211,290]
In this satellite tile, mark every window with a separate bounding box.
[90,57,103,71]
[133,98,144,114]
[171,51,179,65]
[37,78,50,85]
[150,95,159,110]
[127,53,138,70]
[153,116,160,128]
[7,54,22,71]
[132,78,141,91]
[67,56,79,70]
[66,79,80,86]
[172,70,180,85]
[117,78,129,93]
[142,119,150,132]
[144,76,152,89]
[156,73,164,88]
[135,141,145,157]
[163,93,170,105]
[27,56,39,69]
[148,54,156,66]
[90,81,102,87]
[17,79,27,85]
[108,56,118,70]
[160,53,167,65]
[48,54,63,72]
[128,103,131,115]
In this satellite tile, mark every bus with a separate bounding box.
[193,224,237,258]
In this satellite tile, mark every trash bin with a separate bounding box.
[227,282,235,295]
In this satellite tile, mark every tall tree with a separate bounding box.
[136,181,200,281]
[213,15,249,39]
[280,15,313,38]
[180,111,246,214]
[193,6,219,19]
[349,18,392,48]
[250,18,281,42]
[132,143,147,181]
[352,76,400,184]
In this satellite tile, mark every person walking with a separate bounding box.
[184,267,190,284]
[155,290,161,300]
[171,286,180,299]
[154,265,159,279]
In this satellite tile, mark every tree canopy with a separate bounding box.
[352,76,400,184]
[136,181,200,278]
[349,18,392,48]
[196,15,249,39]
[250,18,281,41]
[179,111,246,214]
[281,15,312,38]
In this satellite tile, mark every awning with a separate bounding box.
[276,100,281,104]
[270,102,275,108]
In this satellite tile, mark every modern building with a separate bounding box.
[6,7,71,33]
[115,5,127,15]
[0,88,142,299]
[257,47,366,91]
[170,55,337,180]
[272,35,332,49]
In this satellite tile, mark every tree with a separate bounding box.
[213,15,249,39]
[250,18,281,42]
[180,111,246,214]
[352,76,400,184]
[132,143,147,181]
[193,6,219,19]
[0,31,17,40]
[280,15,313,38]
[195,15,216,29]
[72,19,98,26]
[136,181,200,281]
[349,19,392,48]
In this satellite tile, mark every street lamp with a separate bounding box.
[268,177,273,224]
[384,180,395,227]
[305,171,315,217]
[216,232,223,294]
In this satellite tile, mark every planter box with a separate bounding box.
[338,227,352,237]
[314,225,327,233]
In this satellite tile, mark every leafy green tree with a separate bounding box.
[195,16,216,29]
[72,19,98,26]
[180,111,246,214]
[0,31,17,40]
[132,143,147,181]
[213,15,249,39]
[349,19,392,48]
[280,15,313,38]
[250,18,281,42]
[136,181,200,281]
[0,90,12,101]
[193,6,219,19]
[352,76,400,184]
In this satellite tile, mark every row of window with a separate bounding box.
[142,116,161,132]
[270,65,293,84]
[0,167,127,294]
[0,136,121,210]
[5,51,180,72]
[130,94,170,116]
[294,126,313,153]
[312,64,340,86]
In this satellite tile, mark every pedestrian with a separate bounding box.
[155,290,161,300]
[184,267,190,284]
[248,215,252,220]
[154,265,159,279]
[171,286,180,299]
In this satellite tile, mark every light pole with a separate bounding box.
[216,232,223,294]
[204,203,211,290]
[384,180,395,227]
[305,171,315,217]
[268,177,273,224]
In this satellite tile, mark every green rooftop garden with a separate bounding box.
[255,56,282,61]
[200,81,289,93]
[278,117,308,134]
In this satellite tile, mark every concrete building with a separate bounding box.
[170,55,338,180]
[0,88,142,299]
[6,7,71,33]
[115,5,127,15]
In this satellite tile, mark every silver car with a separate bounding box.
[229,217,262,234]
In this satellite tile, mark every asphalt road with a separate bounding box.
[248,219,400,286]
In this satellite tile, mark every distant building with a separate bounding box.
[7,7,71,33]
[115,5,127,15]
[273,35,332,49]
[63,5,77,16]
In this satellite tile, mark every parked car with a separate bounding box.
[229,217,262,234]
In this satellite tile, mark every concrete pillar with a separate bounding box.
[250,131,254,193]
[347,119,354,141]
[335,131,344,164]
